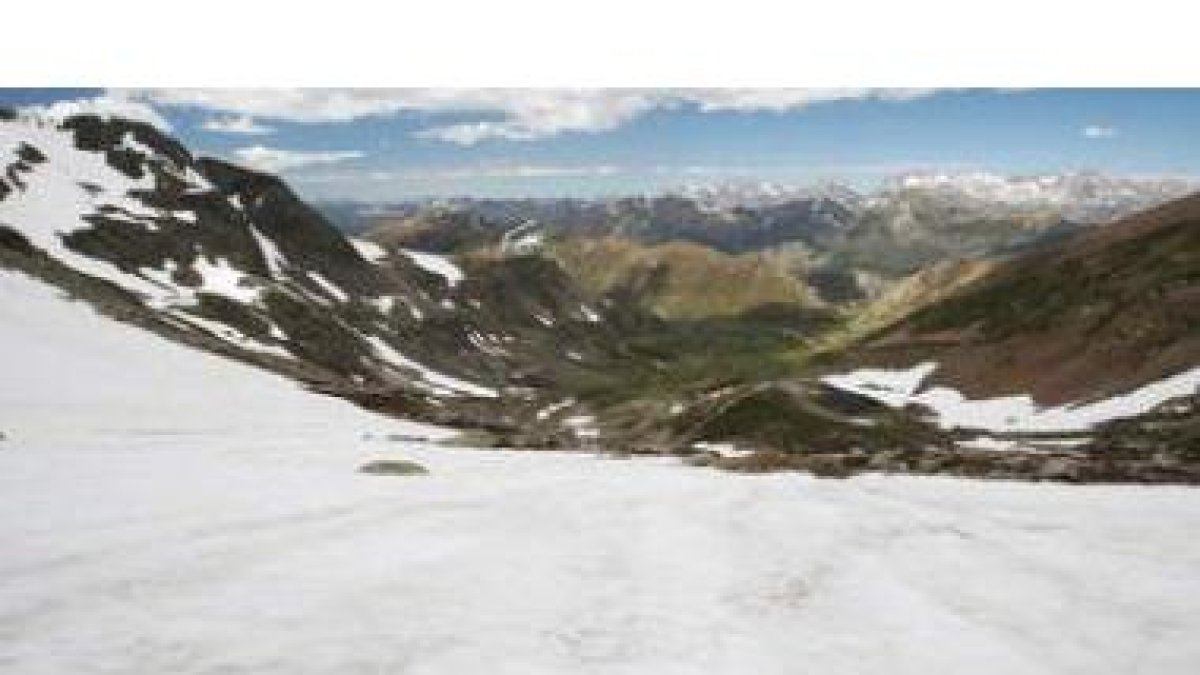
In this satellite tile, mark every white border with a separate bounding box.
[5,1,1199,85]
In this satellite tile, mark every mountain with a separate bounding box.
[822,172,1195,276]
[671,180,866,210]
[359,172,1194,309]
[3,109,1196,480]
[884,171,1196,222]
[849,192,1200,405]
[365,193,858,256]
[621,191,1200,478]
[546,236,823,320]
[356,174,1195,258]
[796,191,1200,470]
[0,111,645,436]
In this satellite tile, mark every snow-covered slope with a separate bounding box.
[3,426,1199,673]
[1,112,635,418]
[3,223,1200,674]
[823,361,1200,433]
[0,269,447,441]
[0,112,479,394]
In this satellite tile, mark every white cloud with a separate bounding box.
[684,88,938,112]
[231,145,364,173]
[114,88,944,144]
[20,92,172,130]
[23,88,950,145]
[201,114,274,135]
[292,164,623,183]
[1083,124,1117,138]
[432,164,623,179]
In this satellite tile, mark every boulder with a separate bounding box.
[358,459,429,476]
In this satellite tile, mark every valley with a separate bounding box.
[2,109,1199,481]
[1,88,1199,675]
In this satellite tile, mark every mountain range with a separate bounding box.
[2,109,1197,482]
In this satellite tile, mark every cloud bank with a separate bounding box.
[202,114,274,135]
[112,88,942,144]
[232,145,364,172]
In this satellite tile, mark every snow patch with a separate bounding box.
[169,312,292,360]
[138,257,262,308]
[402,249,464,286]
[307,272,350,303]
[249,227,287,278]
[580,304,602,323]
[193,257,262,304]
[563,414,600,439]
[364,335,498,398]
[350,238,388,263]
[823,361,1200,433]
[536,398,576,421]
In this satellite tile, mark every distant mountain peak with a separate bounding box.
[884,170,1198,220]
[670,179,865,210]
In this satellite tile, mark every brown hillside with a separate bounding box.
[852,192,1200,405]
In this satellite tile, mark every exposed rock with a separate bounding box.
[358,459,429,476]
[1036,457,1082,482]
[700,444,1200,485]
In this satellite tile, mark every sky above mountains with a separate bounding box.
[3,88,1198,200]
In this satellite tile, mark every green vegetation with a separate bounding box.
[547,237,818,320]
[676,384,949,454]
[559,308,829,406]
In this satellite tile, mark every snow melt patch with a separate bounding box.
[822,362,937,407]
[563,414,600,439]
[364,335,498,398]
[823,361,1200,433]
[536,398,576,420]
[193,257,262,304]
[168,312,292,360]
[692,441,753,458]
[350,238,388,263]
[500,219,543,254]
[250,227,287,278]
[368,295,398,315]
[307,271,350,303]
[137,257,262,309]
[580,304,602,323]
[402,249,464,287]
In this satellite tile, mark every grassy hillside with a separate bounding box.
[548,236,819,320]
[854,192,1200,404]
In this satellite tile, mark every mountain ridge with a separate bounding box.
[3,110,1197,479]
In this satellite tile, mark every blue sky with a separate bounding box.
[3,88,1198,201]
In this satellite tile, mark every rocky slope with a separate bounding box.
[359,173,1194,301]
[3,110,1196,480]
[0,111,642,435]
[852,192,1200,405]
[587,191,1200,480]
